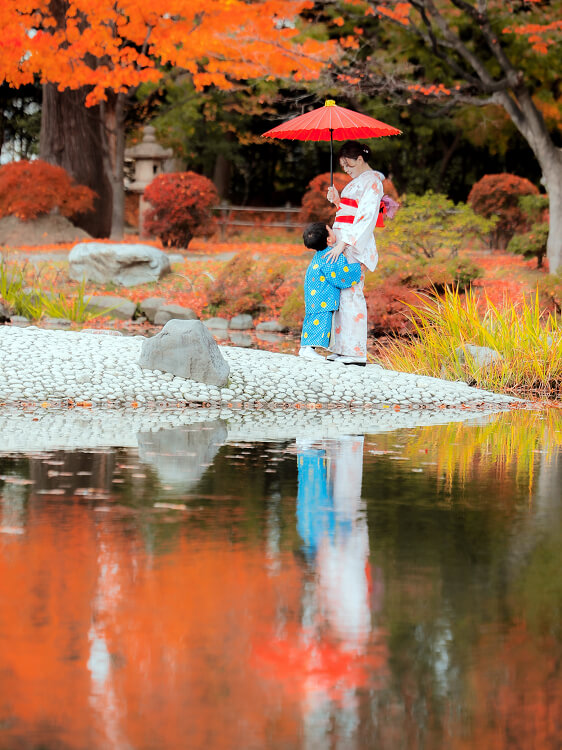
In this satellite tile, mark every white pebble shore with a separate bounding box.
[0,326,518,410]
[0,405,509,453]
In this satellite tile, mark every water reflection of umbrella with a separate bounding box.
[261,100,402,184]
[252,628,388,702]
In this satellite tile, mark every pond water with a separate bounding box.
[0,409,561,749]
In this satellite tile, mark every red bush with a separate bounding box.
[467,173,539,249]
[143,171,219,248]
[0,159,96,221]
[299,172,350,225]
[364,282,420,337]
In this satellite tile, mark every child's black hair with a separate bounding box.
[303,222,329,252]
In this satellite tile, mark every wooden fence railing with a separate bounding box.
[212,201,302,239]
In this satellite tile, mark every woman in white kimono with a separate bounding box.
[325,141,384,365]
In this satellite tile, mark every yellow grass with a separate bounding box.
[375,287,562,399]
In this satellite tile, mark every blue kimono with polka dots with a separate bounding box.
[301,248,362,347]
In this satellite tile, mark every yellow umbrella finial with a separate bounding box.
[324,99,336,106]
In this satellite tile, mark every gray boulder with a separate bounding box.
[229,314,254,330]
[256,319,285,332]
[229,332,253,347]
[208,329,229,341]
[203,317,229,330]
[154,304,198,326]
[85,295,136,320]
[256,331,284,344]
[140,296,167,323]
[138,319,230,386]
[0,214,91,247]
[137,420,227,488]
[455,344,503,367]
[69,242,171,287]
[42,317,72,328]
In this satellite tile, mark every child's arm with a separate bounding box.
[319,255,362,289]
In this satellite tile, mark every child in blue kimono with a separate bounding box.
[298,222,362,361]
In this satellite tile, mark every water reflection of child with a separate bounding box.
[298,222,362,362]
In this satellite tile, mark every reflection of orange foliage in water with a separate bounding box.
[95,527,307,749]
[0,504,312,748]
[0,505,99,748]
[452,621,562,750]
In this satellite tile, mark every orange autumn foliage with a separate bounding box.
[0,160,96,221]
[0,1,336,106]
[451,621,562,750]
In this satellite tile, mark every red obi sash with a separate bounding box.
[335,196,358,224]
[376,200,387,228]
[335,196,387,227]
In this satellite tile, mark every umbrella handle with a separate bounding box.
[330,129,333,187]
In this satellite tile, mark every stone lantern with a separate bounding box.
[125,125,173,238]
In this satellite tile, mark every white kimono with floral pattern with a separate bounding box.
[330,170,384,359]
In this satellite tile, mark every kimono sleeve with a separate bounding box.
[337,173,383,264]
[319,256,362,289]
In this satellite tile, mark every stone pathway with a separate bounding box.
[0,326,519,410]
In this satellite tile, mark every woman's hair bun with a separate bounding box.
[338,140,371,161]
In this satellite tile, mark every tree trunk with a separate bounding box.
[39,84,113,237]
[100,92,126,240]
[494,90,562,274]
[435,132,460,190]
[213,152,232,200]
[541,155,562,275]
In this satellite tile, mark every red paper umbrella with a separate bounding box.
[262,100,402,184]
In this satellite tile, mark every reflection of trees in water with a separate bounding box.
[28,450,116,496]
[0,413,560,749]
[368,410,562,502]
[358,411,562,750]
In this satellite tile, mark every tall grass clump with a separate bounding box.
[0,259,105,323]
[376,286,562,399]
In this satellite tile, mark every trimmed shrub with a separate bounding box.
[505,194,550,268]
[143,171,219,248]
[379,191,495,258]
[364,255,483,336]
[205,252,294,317]
[467,173,539,249]
[0,159,96,221]
[279,284,305,330]
[508,223,549,268]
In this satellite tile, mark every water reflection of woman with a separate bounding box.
[296,435,371,651]
[295,435,375,749]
